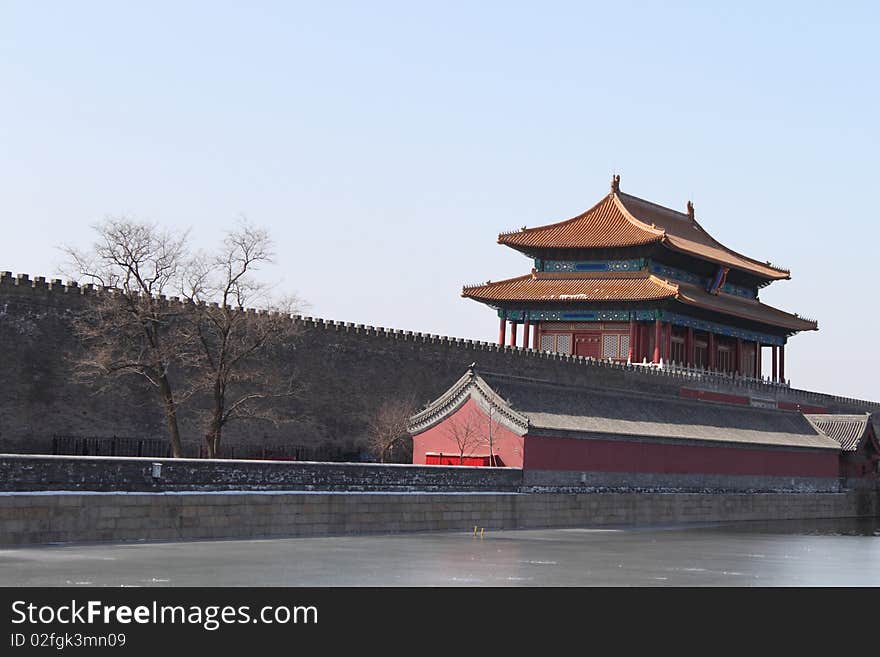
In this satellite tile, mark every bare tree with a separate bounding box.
[63,218,191,457]
[367,398,417,463]
[443,405,484,464]
[477,404,506,467]
[180,222,305,458]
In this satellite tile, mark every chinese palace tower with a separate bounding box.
[462,175,817,382]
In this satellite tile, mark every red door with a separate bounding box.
[574,332,602,358]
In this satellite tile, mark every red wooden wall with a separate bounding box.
[523,435,838,478]
[412,397,525,467]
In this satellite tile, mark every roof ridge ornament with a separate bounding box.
[686,200,694,219]
[611,174,620,193]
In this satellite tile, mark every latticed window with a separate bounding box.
[540,334,573,354]
[556,335,571,354]
[600,334,630,360]
[603,334,618,359]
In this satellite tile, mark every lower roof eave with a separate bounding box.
[523,426,842,452]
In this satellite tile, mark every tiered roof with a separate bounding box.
[498,176,789,281]
[462,271,817,332]
[465,176,815,335]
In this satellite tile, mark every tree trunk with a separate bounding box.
[158,374,184,458]
[205,413,223,459]
[204,377,224,459]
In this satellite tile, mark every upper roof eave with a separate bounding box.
[496,182,792,281]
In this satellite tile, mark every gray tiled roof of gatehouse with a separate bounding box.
[804,414,871,451]
[411,368,841,451]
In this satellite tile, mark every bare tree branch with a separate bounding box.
[367,397,417,463]
[443,406,485,465]
[62,217,191,457]
[179,220,306,458]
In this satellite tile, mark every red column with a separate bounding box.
[708,332,716,370]
[628,321,636,362]
[653,318,661,364]
[532,323,540,349]
[509,322,517,347]
[779,344,785,382]
[755,341,762,379]
[631,322,638,362]
[735,338,742,375]
[523,320,531,349]
[772,345,778,381]
[665,323,672,363]
[498,317,506,346]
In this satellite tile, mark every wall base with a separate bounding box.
[1,490,877,547]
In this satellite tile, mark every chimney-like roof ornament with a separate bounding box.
[686,200,694,219]
[611,174,621,193]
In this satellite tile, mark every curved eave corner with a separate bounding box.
[661,235,791,282]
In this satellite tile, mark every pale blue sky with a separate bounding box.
[2,2,878,398]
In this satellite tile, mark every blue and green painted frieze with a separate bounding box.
[534,258,756,299]
[537,258,646,273]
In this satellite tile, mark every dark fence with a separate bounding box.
[52,435,171,458]
[52,435,364,462]
[198,443,364,462]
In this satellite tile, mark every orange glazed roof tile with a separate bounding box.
[462,271,677,303]
[497,194,664,250]
[498,180,789,281]
[462,272,817,332]
[674,281,817,332]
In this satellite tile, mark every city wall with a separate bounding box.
[1,489,877,547]
[0,454,876,546]
[2,271,878,457]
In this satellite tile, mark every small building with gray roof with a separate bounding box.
[805,413,880,484]
[410,368,845,492]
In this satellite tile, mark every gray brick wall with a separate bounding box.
[0,455,522,492]
[2,274,877,457]
[1,490,876,546]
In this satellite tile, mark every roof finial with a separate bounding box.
[686,200,694,219]
[611,174,621,193]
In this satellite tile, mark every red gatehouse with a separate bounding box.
[462,175,817,382]
[409,368,843,491]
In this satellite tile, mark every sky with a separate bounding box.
[1,1,878,399]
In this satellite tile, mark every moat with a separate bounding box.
[2,518,878,586]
